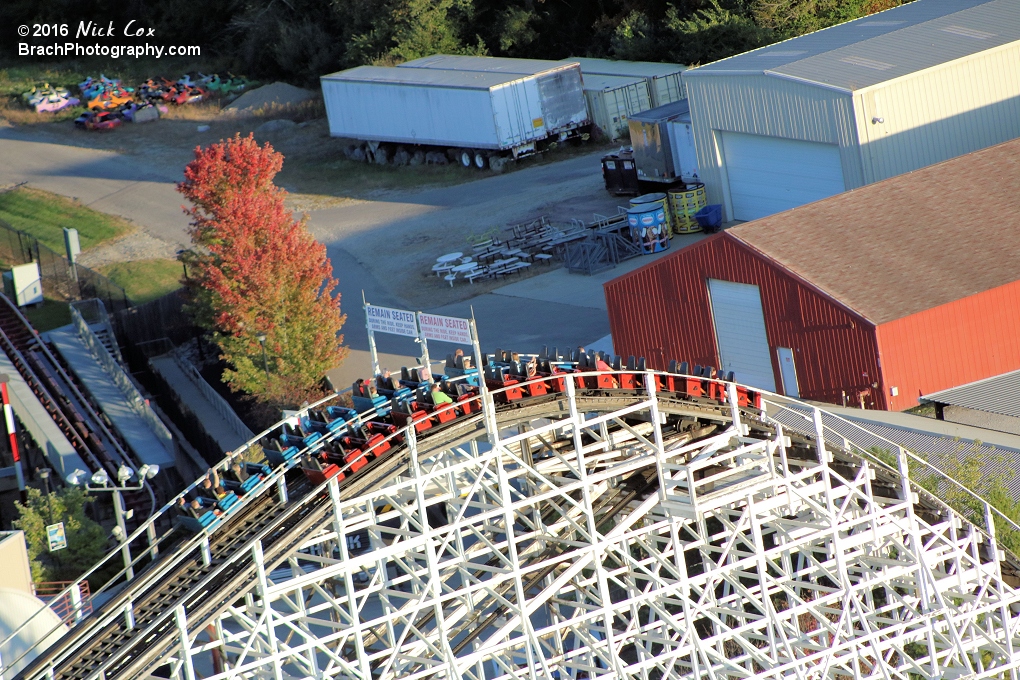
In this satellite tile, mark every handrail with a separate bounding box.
[2,387,391,674]
[9,366,1019,678]
[168,349,254,442]
[762,396,1020,544]
[69,299,123,364]
[69,303,175,456]
[0,292,142,480]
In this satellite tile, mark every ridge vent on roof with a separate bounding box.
[859,20,906,26]
[941,25,997,40]
[839,56,894,71]
[759,50,807,56]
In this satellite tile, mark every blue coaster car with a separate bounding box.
[264,443,300,467]
[353,393,390,416]
[175,498,220,533]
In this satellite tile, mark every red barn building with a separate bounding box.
[605,138,1020,410]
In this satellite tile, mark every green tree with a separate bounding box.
[611,10,663,61]
[913,441,1020,554]
[751,0,907,39]
[870,442,1020,555]
[13,487,108,584]
[178,134,348,407]
[493,5,540,53]
[662,1,775,66]
[339,0,486,66]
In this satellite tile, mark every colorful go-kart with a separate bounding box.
[23,84,73,108]
[171,84,206,105]
[35,95,79,113]
[75,110,123,131]
[79,75,134,104]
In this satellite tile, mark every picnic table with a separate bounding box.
[436,252,464,264]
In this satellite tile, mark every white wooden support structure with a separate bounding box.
[12,373,1020,680]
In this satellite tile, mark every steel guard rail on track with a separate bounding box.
[0,293,157,515]
[9,368,1020,680]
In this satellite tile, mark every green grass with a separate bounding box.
[0,187,133,252]
[96,258,183,304]
[22,299,71,332]
[905,403,936,418]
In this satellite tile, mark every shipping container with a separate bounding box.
[627,100,700,184]
[560,57,686,107]
[580,74,651,140]
[321,64,588,167]
[396,56,590,140]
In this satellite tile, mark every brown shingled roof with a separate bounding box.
[728,137,1020,325]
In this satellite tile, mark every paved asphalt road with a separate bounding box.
[0,127,613,387]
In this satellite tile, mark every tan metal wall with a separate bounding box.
[0,531,34,595]
[683,74,861,219]
[650,73,686,107]
[585,80,653,140]
[854,42,1020,184]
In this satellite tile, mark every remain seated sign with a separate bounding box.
[417,312,472,345]
[365,304,419,338]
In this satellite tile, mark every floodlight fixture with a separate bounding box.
[66,469,88,486]
[91,469,110,486]
[138,464,160,480]
[117,465,133,483]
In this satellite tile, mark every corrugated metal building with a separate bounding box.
[560,57,687,107]
[683,0,1020,222]
[920,370,1020,435]
[604,138,1020,411]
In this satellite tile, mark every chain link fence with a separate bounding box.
[0,218,130,314]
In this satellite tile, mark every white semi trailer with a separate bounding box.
[321,63,590,171]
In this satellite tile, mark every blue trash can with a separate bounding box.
[695,204,723,233]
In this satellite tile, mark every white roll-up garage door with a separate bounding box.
[720,131,845,221]
[707,279,776,391]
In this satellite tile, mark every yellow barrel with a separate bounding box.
[668,183,707,234]
[630,193,673,238]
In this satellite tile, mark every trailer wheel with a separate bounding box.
[489,156,508,174]
[459,150,473,168]
[473,152,488,170]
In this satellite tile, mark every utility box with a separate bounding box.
[628,100,700,185]
[3,262,43,306]
[601,152,640,196]
[63,228,80,263]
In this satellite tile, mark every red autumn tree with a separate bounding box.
[178,134,346,405]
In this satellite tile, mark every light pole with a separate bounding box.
[66,464,159,580]
[38,467,53,524]
[257,334,269,384]
[176,249,190,282]
[37,467,62,570]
